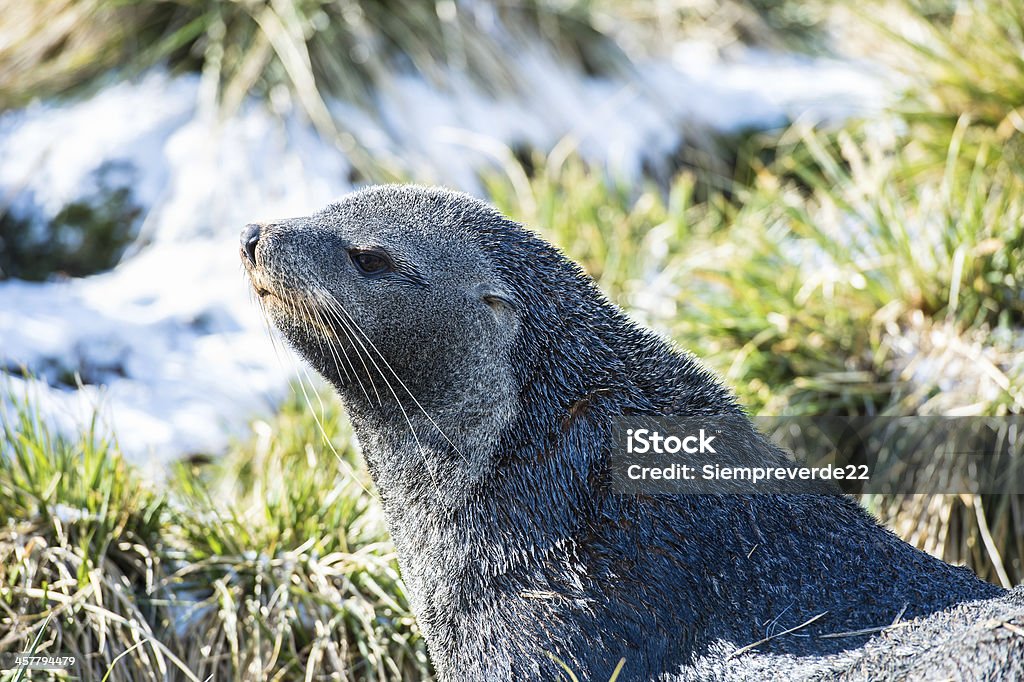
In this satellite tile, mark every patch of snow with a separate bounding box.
[669,47,885,129]
[0,73,195,227]
[0,240,293,476]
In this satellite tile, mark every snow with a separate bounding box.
[1,240,292,476]
[0,43,886,474]
[0,74,195,229]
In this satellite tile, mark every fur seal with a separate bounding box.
[240,185,1023,680]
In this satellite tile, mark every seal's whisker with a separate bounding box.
[314,293,448,491]
[317,290,469,463]
[306,301,355,386]
[296,299,366,438]
[318,312,357,387]
[311,297,382,405]
[300,291,382,407]
[300,297,360,395]
[316,297,432,442]
[292,359,380,503]
[300,298,361,408]
[315,292,422,417]
[244,272,283,359]
[255,291,287,366]
[325,296,470,466]
[327,306,385,408]
[316,303,377,410]
[264,294,379,501]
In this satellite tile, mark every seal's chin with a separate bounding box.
[244,275,276,300]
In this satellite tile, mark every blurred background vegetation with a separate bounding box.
[2,0,1023,679]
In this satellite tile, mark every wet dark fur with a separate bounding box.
[243,185,1023,681]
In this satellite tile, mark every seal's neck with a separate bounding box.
[341,301,733,577]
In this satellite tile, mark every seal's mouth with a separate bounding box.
[239,243,276,300]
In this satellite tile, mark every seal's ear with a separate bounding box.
[472,282,516,313]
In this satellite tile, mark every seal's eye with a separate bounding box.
[350,249,392,276]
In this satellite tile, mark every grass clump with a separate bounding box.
[590,0,832,55]
[0,388,183,681]
[0,0,834,110]
[843,0,1024,175]
[0,384,427,681]
[170,391,428,681]
[0,2,618,135]
[0,0,835,183]
[676,123,1024,415]
[0,0,634,182]
[485,154,730,325]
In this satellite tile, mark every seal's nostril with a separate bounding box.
[241,224,261,266]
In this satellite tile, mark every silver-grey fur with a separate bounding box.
[241,184,1024,681]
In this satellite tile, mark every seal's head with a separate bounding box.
[242,185,515,394]
[240,185,594,492]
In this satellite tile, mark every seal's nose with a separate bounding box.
[241,224,261,266]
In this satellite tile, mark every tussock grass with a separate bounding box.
[0,0,829,181]
[679,123,1023,414]
[486,156,725,308]
[0,388,185,681]
[0,0,621,178]
[0,386,426,681]
[589,0,831,55]
[0,0,144,109]
[873,0,1024,170]
[170,393,428,681]
[0,0,829,109]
